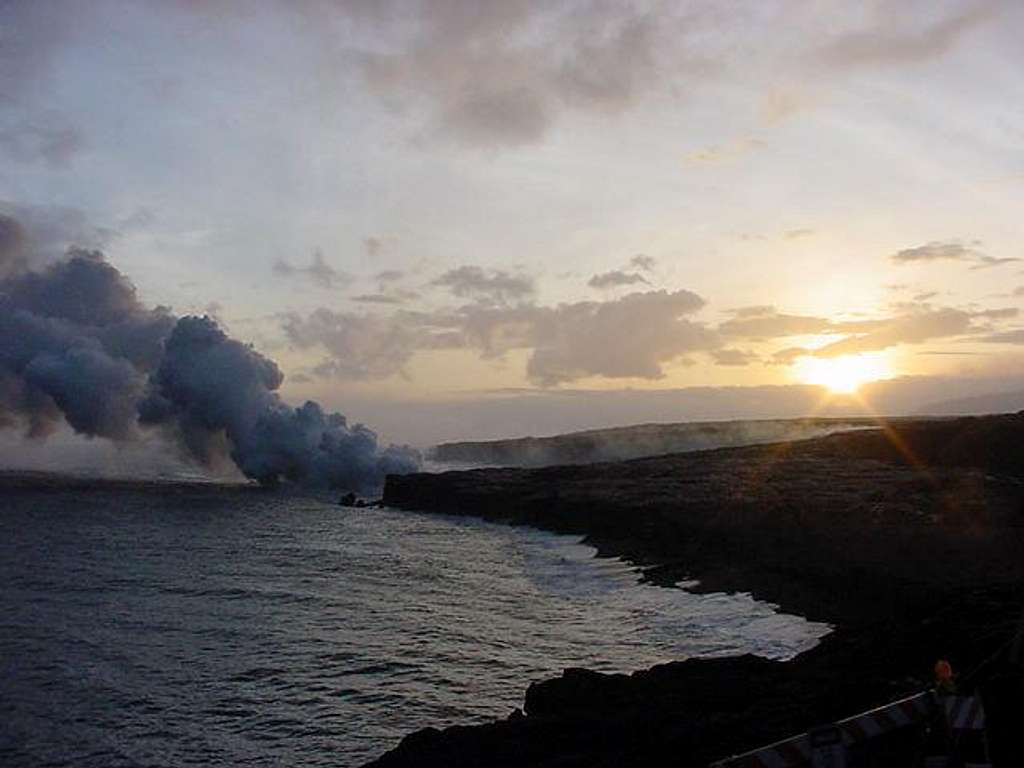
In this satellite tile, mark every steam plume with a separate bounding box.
[0,229,418,491]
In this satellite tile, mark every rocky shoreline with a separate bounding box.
[368,414,1024,767]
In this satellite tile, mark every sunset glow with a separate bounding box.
[0,1,1022,448]
[795,354,892,395]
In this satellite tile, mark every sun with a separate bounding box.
[795,353,890,395]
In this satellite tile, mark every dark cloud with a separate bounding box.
[588,269,649,289]
[432,265,535,305]
[273,250,346,289]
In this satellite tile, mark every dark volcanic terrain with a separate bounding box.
[373,414,1024,767]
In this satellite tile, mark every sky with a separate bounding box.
[2,0,1024,447]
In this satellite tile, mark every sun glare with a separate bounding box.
[795,354,890,395]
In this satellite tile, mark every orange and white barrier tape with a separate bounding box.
[709,691,935,768]
[834,690,934,745]
[942,695,985,731]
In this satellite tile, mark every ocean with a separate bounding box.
[0,481,829,767]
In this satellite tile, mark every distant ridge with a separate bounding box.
[919,388,1024,416]
[428,416,889,468]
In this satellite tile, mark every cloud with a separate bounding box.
[375,269,404,283]
[355,289,420,306]
[281,308,427,380]
[432,265,535,305]
[588,269,649,289]
[719,308,834,338]
[981,329,1024,345]
[891,240,979,264]
[817,2,997,68]
[364,237,384,258]
[970,256,1021,271]
[0,121,84,168]
[352,293,406,306]
[522,289,716,385]
[710,348,757,366]
[0,201,116,272]
[439,86,551,147]
[890,239,1019,271]
[272,250,346,289]
[753,303,1014,362]
[0,213,28,278]
[811,308,973,357]
[729,305,777,318]
[0,3,71,105]
[973,307,1019,321]
[771,347,809,366]
[351,269,418,305]
[356,2,678,148]
[448,288,713,385]
[783,228,814,240]
[0,5,86,166]
[629,254,656,271]
[287,287,716,386]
